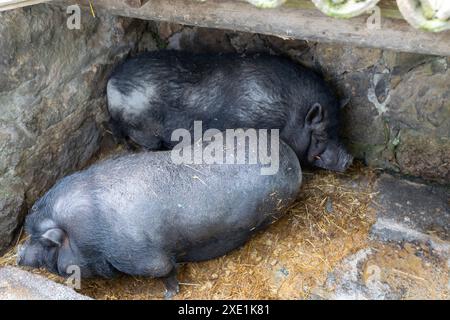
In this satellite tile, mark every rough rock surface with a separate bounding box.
[0,267,91,300]
[155,22,450,184]
[0,4,156,253]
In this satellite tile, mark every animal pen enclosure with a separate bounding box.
[0,0,448,300]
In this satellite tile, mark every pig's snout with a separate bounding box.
[314,144,353,172]
[15,240,44,269]
[16,242,33,267]
[327,147,353,173]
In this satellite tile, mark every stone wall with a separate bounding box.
[154,22,450,185]
[0,4,156,253]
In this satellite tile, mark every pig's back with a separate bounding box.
[72,142,301,256]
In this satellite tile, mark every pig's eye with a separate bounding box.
[312,135,326,150]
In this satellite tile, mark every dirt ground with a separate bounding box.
[0,158,378,300]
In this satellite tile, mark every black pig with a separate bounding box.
[107,50,352,172]
[17,138,301,298]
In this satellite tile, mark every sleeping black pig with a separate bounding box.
[107,50,352,172]
[17,137,301,298]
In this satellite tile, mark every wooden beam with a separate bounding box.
[52,0,450,56]
[124,0,149,8]
[0,0,51,11]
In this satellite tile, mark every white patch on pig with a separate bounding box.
[107,80,154,117]
[53,188,92,221]
[247,79,271,103]
[106,81,123,113]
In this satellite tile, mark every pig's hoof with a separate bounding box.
[164,286,179,300]
[162,270,180,300]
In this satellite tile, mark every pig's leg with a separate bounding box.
[143,255,179,299]
[110,250,178,295]
[162,266,180,300]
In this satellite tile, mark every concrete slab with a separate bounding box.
[370,173,450,243]
[0,267,91,300]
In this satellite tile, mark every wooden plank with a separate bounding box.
[52,0,450,56]
[0,0,51,12]
[124,0,149,8]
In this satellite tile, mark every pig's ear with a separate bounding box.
[41,228,65,247]
[305,103,323,127]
